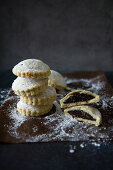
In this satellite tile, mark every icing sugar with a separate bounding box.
[8,106,27,138]
[0,88,11,105]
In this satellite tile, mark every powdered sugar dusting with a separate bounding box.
[32,126,38,133]
[8,105,27,138]
[0,73,113,143]
[0,88,11,105]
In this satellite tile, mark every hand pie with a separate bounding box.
[64,105,102,126]
[60,90,100,108]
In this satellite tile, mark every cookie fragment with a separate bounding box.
[60,90,100,108]
[17,100,53,116]
[12,59,50,79]
[12,77,48,96]
[64,105,102,126]
[48,70,67,90]
[20,86,56,106]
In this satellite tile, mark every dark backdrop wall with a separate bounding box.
[0,0,113,71]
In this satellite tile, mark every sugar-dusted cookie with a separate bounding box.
[60,90,100,108]
[48,70,67,90]
[12,59,50,79]
[17,100,53,116]
[64,105,102,126]
[12,77,48,96]
[20,86,56,106]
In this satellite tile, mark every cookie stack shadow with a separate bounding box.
[12,59,56,116]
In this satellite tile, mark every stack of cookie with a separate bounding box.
[12,59,56,116]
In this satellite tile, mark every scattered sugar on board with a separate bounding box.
[32,126,38,133]
[0,88,11,105]
[0,74,113,142]
[7,105,27,138]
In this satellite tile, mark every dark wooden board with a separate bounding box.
[0,71,113,143]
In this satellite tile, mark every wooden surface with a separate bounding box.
[0,70,113,170]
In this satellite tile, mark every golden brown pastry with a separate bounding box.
[60,90,100,108]
[64,105,102,126]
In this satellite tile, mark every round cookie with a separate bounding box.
[20,86,56,106]
[17,100,53,116]
[12,59,50,79]
[12,77,48,96]
[48,70,67,90]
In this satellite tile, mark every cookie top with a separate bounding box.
[12,59,50,79]
[48,70,67,90]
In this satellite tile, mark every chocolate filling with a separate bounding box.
[68,109,95,121]
[64,92,94,103]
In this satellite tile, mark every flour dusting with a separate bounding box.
[8,105,27,138]
[0,88,11,105]
[0,73,113,143]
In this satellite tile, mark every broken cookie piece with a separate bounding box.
[60,90,100,108]
[64,105,102,126]
[48,70,67,90]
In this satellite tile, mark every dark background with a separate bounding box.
[0,0,113,72]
